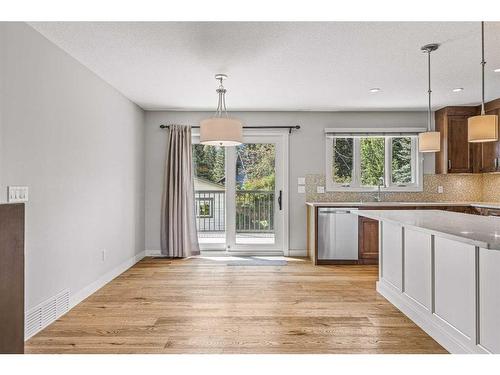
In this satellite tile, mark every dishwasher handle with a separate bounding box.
[318,208,358,215]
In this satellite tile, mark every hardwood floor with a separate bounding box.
[25,257,447,354]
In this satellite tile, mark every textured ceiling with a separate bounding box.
[29,22,500,111]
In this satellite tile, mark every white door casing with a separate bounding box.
[192,130,289,255]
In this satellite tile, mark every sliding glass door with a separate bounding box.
[192,132,287,254]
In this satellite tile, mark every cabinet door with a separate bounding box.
[358,216,379,264]
[479,108,500,173]
[448,115,473,173]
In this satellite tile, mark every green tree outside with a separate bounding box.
[391,137,412,184]
[360,137,385,186]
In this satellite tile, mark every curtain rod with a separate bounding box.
[159,124,301,134]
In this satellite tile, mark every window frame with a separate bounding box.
[325,134,423,192]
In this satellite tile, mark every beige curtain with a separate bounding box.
[160,125,200,257]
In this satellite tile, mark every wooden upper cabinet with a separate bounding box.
[448,115,474,172]
[435,99,500,174]
[478,99,500,173]
[435,106,479,174]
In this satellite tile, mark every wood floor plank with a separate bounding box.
[25,257,447,354]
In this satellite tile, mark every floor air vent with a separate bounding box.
[25,289,70,340]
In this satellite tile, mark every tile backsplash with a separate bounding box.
[481,173,500,202]
[305,173,498,203]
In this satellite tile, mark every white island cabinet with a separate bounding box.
[354,210,500,354]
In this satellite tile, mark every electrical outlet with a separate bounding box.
[437,186,444,194]
[298,185,306,194]
[316,186,325,194]
[297,177,306,185]
[101,249,106,262]
[8,186,29,203]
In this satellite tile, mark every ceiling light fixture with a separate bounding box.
[494,68,500,73]
[418,43,441,153]
[452,88,464,92]
[200,74,243,146]
[369,88,381,93]
[468,22,498,143]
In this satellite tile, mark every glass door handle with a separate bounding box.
[278,190,282,211]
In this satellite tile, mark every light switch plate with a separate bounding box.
[316,186,325,194]
[437,186,444,194]
[8,186,29,203]
[298,185,306,194]
[297,177,306,185]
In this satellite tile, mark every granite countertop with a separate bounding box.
[353,209,500,250]
[305,201,500,209]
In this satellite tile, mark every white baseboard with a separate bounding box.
[69,250,146,309]
[377,280,487,354]
[145,249,162,256]
[288,249,307,257]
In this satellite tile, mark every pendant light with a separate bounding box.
[468,22,498,143]
[418,43,441,153]
[200,74,243,146]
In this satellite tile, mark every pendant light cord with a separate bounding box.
[420,43,439,134]
[481,21,486,115]
[427,48,432,132]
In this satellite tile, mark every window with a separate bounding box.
[391,137,413,185]
[326,133,422,192]
[332,138,353,186]
[360,137,385,186]
[196,198,214,218]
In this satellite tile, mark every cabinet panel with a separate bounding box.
[434,106,479,174]
[448,115,473,173]
[358,216,378,264]
[479,248,500,353]
[434,237,475,340]
[404,229,431,310]
[381,221,403,290]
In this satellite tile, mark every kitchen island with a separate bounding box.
[354,209,500,354]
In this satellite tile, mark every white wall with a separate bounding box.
[0,23,145,310]
[145,110,430,253]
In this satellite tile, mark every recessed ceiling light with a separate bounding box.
[369,88,381,93]
[452,88,464,92]
[494,68,500,73]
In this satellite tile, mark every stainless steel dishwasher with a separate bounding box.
[317,208,359,260]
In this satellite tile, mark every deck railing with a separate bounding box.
[195,190,274,233]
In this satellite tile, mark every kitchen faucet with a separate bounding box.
[375,177,385,202]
